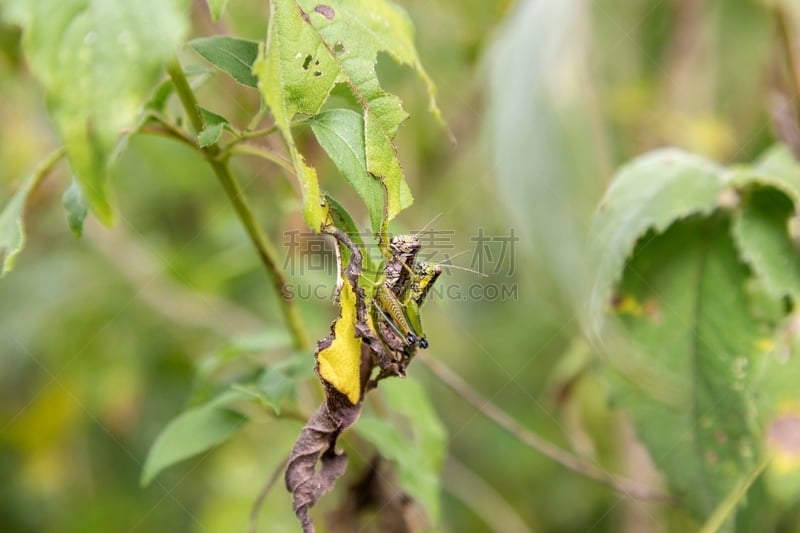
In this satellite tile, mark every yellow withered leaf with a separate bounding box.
[317,277,362,404]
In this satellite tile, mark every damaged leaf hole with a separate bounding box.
[314,4,336,20]
[333,41,345,55]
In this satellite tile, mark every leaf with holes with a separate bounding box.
[254,0,443,231]
[3,0,190,224]
[189,36,259,87]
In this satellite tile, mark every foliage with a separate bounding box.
[4,0,800,532]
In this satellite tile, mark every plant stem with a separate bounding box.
[167,60,310,350]
[221,144,295,175]
[698,455,770,533]
[418,353,674,502]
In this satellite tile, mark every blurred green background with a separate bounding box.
[0,0,784,531]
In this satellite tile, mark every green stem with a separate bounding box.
[698,455,770,533]
[221,144,295,175]
[167,60,310,350]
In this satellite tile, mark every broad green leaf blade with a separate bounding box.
[0,172,36,276]
[62,180,88,237]
[731,186,800,300]
[587,149,727,335]
[189,36,259,87]
[356,415,442,523]
[205,0,228,21]
[4,0,190,224]
[487,0,606,318]
[141,390,248,486]
[312,109,384,234]
[611,218,760,520]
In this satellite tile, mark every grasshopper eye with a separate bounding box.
[418,338,429,349]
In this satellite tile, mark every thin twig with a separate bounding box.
[221,143,295,175]
[248,455,290,533]
[417,354,674,503]
[166,60,310,350]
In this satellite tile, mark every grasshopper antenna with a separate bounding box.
[413,212,444,239]
[437,262,488,278]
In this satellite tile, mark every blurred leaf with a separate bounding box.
[0,170,36,276]
[611,218,760,520]
[205,0,228,21]
[312,109,384,234]
[141,389,248,486]
[198,107,235,147]
[0,148,63,276]
[3,0,190,224]
[356,415,441,523]
[254,0,441,230]
[189,36,258,87]
[380,376,446,471]
[487,0,606,316]
[731,186,800,300]
[231,353,314,414]
[62,180,88,237]
[587,149,726,335]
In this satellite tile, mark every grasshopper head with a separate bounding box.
[389,235,422,256]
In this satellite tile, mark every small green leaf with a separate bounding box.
[324,193,377,274]
[198,107,234,147]
[356,415,441,522]
[205,0,228,21]
[62,180,88,237]
[312,109,385,234]
[0,172,37,276]
[587,149,726,334]
[141,390,248,486]
[731,186,800,300]
[5,0,191,224]
[189,36,259,88]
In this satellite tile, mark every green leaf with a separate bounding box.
[324,193,377,275]
[254,0,441,230]
[356,415,442,523]
[205,0,228,21]
[587,149,727,335]
[141,390,248,486]
[610,217,760,520]
[198,107,235,147]
[189,36,259,87]
[224,353,314,415]
[312,109,385,234]
[62,180,88,237]
[0,148,63,276]
[3,0,191,224]
[0,171,37,276]
[380,376,446,472]
[731,186,800,300]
